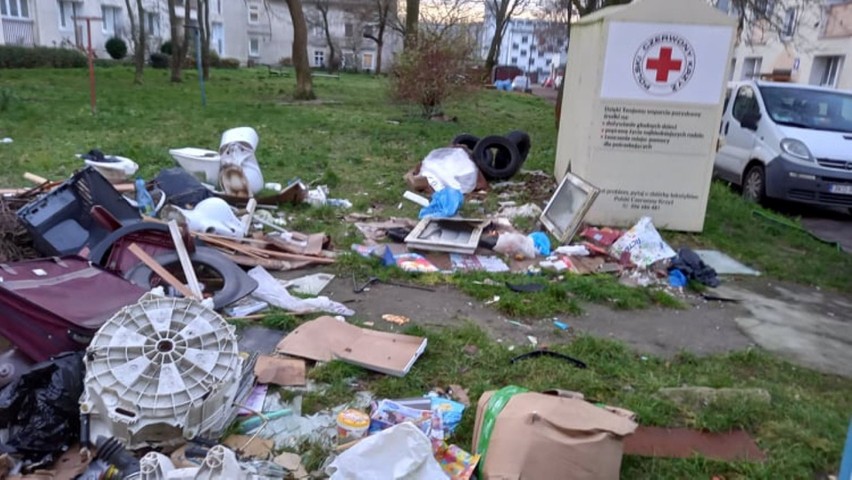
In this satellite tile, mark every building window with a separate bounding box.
[741,57,762,80]
[314,49,325,67]
[512,42,519,50]
[521,35,528,43]
[248,4,260,24]
[345,22,353,37]
[145,12,159,36]
[510,56,518,64]
[58,1,79,30]
[1,0,29,18]
[538,50,544,58]
[216,0,221,14]
[249,37,259,56]
[362,52,373,70]
[810,55,844,88]
[781,7,796,37]
[102,6,121,35]
[520,49,527,56]
[546,58,552,66]
[212,22,224,55]
[312,24,323,37]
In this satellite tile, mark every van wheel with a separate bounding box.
[743,165,766,204]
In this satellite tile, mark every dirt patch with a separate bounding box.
[277,268,755,358]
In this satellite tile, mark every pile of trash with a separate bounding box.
[0,126,758,479]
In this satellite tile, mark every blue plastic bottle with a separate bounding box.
[135,177,155,215]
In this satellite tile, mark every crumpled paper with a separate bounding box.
[248,266,354,316]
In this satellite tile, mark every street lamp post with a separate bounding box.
[185,19,207,107]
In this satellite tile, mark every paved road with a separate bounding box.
[773,203,852,253]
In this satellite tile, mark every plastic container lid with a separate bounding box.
[337,409,370,429]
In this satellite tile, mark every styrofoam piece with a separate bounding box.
[169,148,222,185]
[220,127,259,152]
[694,249,761,276]
[81,296,243,449]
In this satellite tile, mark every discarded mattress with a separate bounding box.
[0,256,147,362]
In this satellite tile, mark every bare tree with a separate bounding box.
[285,0,316,99]
[359,0,394,74]
[483,0,530,73]
[419,0,479,40]
[198,0,212,79]
[308,0,340,72]
[167,0,182,82]
[123,0,145,84]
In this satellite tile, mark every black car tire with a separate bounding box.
[473,135,523,181]
[742,164,766,204]
[505,130,531,162]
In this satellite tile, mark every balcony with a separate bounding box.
[2,16,35,46]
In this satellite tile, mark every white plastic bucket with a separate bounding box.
[169,148,221,185]
[219,127,259,152]
[336,409,370,444]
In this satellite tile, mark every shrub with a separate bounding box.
[105,37,127,59]
[219,57,240,69]
[279,57,292,67]
[150,52,170,69]
[390,35,477,117]
[0,45,87,68]
[208,49,220,68]
[160,41,173,55]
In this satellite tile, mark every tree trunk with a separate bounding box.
[201,0,211,79]
[375,40,383,75]
[286,0,315,99]
[484,0,509,74]
[134,0,145,83]
[167,0,182,82]
[404,0,419,48]
[319,7,337,72]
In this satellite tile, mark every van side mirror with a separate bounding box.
[740,111,761,131]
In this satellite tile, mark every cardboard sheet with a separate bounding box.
[254,355,307,386]
[276,316,427,377]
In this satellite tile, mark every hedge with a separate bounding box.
[0,45,86,69]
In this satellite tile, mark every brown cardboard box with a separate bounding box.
[472,390,638,480]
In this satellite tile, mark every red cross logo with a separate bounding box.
[645,47,683,82]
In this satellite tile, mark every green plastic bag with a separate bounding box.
[475,385,529,469]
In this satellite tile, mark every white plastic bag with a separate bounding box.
[609,217,676,268]
[494,232,537,259]
[419,147,479,194]
[326,423,449,480]
[248,267,354,316]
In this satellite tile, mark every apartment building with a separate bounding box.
[479,14,568,84]
[0,0,396,69]
[718,0,852,90]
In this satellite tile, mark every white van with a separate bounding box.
[715,80,852,213]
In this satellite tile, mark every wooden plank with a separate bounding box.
[197,234,268,259]
[240,198,257,237]
[23,172,48,185]
[128,243,199,300]
[168,221,203,299]
[223,253,293,270]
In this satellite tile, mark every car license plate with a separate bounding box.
[829,184,852,195]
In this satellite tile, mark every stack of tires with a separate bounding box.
[452,131,531,181]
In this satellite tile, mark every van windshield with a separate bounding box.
[759,86,852,133]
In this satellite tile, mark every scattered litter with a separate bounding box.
[510,350,587,368]
[1,138,12,143]
[668,269,688,288]
[553,320,569,330]
[420,188,464,218]
[669,248,720,287]
[581,226,623,247]
[404,190,431,207]
[336,408,371,444]
[610,217,676,268]
[472,278,502,286]
[694,249,761,276]
[273,452,303,471]
[276,316,427,377]
[450,254,510,273]
[436,443,480,480]
[395,253,440,273]
[255,355,307,386]
[382,314,411,325]
[238,384,269,415]
[540,172,599,243]
[222,435,274,460]
[226,299,269,318]
[284,272,336,295]
[624,426,766,462]
[406,218,488,255]
[527,335,538,347]
[553,245,590,256]
[494,232,537,259]
[327,423,449,479]
[165,197,244,237]
[249,266,354,316]
[419,147,480,194]
[528,231,551,255]
[485,296,501,305]
[496,202,541,219]
[219,126,264,196]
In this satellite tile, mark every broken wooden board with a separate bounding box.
[254,355,306,386]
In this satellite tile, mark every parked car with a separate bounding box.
[511,75,531,92]
[715,80,852,214]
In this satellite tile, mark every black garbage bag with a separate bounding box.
[154,167,213,208]
[669,248,720,288]
[0,352,85,467]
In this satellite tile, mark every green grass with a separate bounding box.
[3,67,848,477]
[307,324,852,479]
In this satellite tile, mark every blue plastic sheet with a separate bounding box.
[419,188,463,219]
[528,232,551,256]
